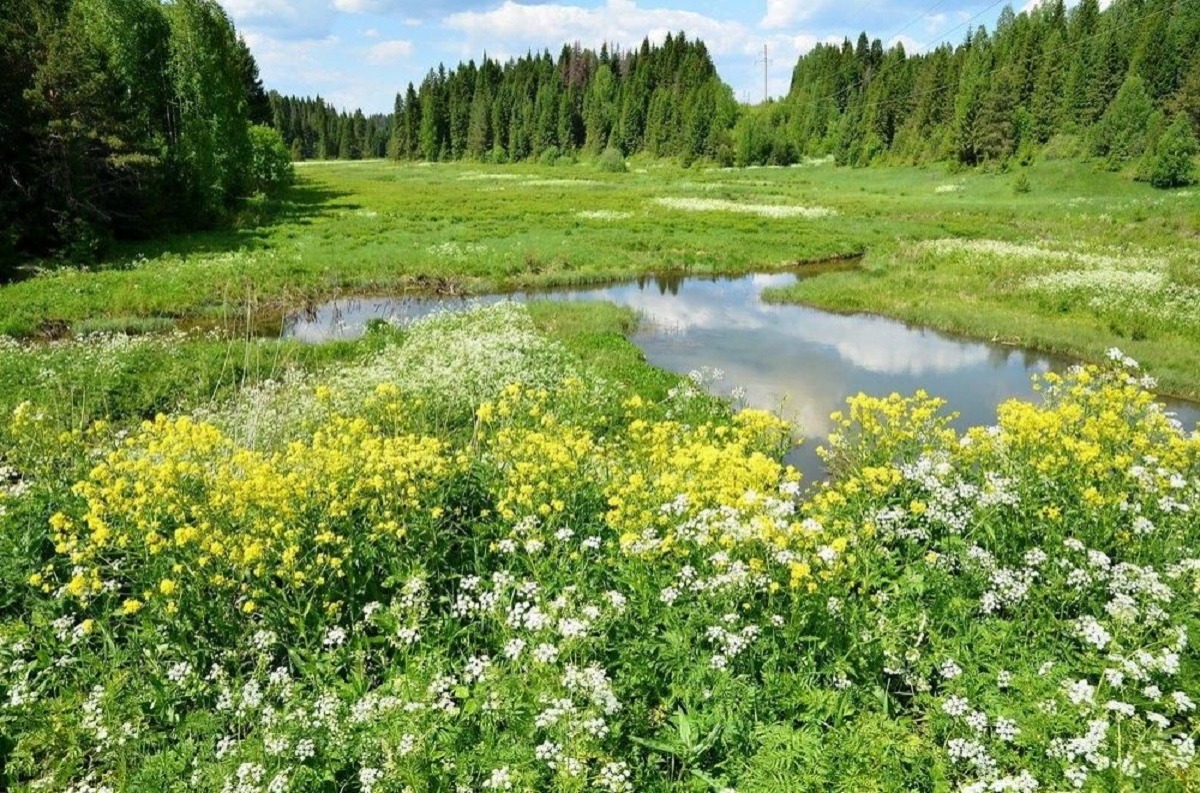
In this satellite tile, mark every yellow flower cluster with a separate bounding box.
[51,412,459,616]
[807,363,1200,563]
[477,383,597,524]
[822,390,956,472]
[988,366,1198,504]
[490,431,594,524]
[607,408,797,543]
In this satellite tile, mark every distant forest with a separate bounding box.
[273,0,1198,171]
[754,0,1200,168]
[1,0,291,268]
[4,0,1198,269]
[271,34,735,165]
[267,95,393,161]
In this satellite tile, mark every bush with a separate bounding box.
[1013,172,1032,194]
[1038,134,1082,162]
[596,146,627,173]
[537,146,560,166]
[247,125,295,194]
[1148,117,1198,189]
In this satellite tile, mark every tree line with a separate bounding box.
[1,0,291,272]
[276,34,737,165]
[268,94,393,161]
[5,0,1197,273]
[741,0,1199,175]
[277,1,1197,180]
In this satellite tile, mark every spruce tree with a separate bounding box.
[1092,73,1155,166]
[1148,116,1198,188]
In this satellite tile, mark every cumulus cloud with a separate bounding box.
[240,33,395,111]
[368,38,414,63]
[221,0,335,39]
[444,0,749,56]
[760,0,836,30]
[331,0,569,17]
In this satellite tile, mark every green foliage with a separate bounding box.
[596,146,628,173]
[247,125,296,194]
[162,0,253,219]
[1,0,269,264]
[386,35,725,165]
[1012,172,1031,194]
[733,103,796,167]
[747,0,1194,169]
[1091,74,1155,168]
[1147,117,1199,189]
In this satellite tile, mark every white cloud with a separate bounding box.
[221,0,335,39]
[887,33,923,53]
[368,39,414,64]
[332,0,385,12]
[242,33,395,111]
[761,0,835,30]
[444,0,749,57]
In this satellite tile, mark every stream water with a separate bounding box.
[283,271,1200,482]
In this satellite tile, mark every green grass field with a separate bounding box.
[3,157,1198,393]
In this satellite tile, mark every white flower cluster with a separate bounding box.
[652,196,836,219]
[425,241,489,261]
[209,303,595,450]
[576,210,633,221]
[0,464,30,518]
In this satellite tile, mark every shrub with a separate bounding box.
[596,146,627,173]
[1148,117,1198,189]
[247,125,295,194]
[1013,172,1032,194]
[537,146,560,166]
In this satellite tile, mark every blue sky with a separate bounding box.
[222,0,1014,113]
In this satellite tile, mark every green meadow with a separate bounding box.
[4,157,1198,394]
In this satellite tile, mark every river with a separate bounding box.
[283,270,1200,482]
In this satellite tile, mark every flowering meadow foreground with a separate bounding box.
[2,304,1199,792]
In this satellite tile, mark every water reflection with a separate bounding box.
[283,272,1200,482]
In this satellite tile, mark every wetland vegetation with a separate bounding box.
[3,0,1200,790]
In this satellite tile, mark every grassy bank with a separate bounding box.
[0,301,662,439]
[2,157,1198,393]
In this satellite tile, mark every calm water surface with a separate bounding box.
[283,272,1200,482]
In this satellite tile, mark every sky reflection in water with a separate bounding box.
[284,272,1200,483]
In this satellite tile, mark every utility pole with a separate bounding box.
[755,43,770,103]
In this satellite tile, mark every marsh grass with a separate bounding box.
[2,158,1199,392]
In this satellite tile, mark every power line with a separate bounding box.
[888,0,953,43]
[784,0,1014,113]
